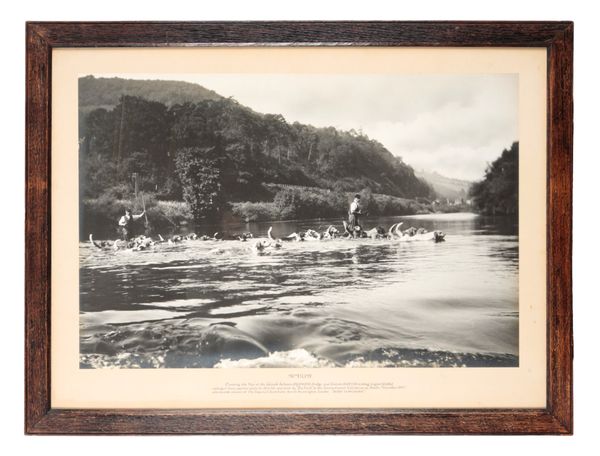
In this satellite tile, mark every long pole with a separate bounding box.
[133,172,138,199]
[141,192,148,225]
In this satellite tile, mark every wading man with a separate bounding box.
[118,208,146,240]
[348,194,362,237]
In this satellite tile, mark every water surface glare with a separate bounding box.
[79,213,518,368]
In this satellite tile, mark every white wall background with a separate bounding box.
[2,0,597,453]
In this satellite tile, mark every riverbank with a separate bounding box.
[231,188,431,223]
[81,186,468,240]
[81,196,192,239]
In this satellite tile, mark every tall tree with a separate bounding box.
[175,142,227,222]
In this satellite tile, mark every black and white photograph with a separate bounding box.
[79,73,519,369]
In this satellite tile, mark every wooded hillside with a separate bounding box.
[79,76,434,224]
[469,142,518,217]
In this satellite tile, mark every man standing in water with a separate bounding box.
[118,208,146,240]
[348,194,362,237]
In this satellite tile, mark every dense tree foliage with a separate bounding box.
[79,96,177,199]
[175,144,226,222]
[469,142,518,216]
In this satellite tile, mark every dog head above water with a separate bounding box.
[404,227,418,236]
[329,226,339,234]
[433,231,446,242]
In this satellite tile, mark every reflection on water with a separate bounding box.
[80,213,518,368]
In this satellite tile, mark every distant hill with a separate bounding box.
[415,170,472,200]
[79,75,222,113]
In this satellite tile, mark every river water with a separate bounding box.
[79,213,518,368]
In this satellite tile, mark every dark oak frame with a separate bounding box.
[25,21,573,435]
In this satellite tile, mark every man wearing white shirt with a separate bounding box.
[348,194,362,237]
[118,208,146,240]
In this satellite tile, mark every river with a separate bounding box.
[79,212,518,368]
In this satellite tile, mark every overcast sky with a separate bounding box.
[101,73,518,181]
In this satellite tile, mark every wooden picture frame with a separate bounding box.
[25,21,573,435]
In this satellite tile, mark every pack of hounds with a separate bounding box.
[89,221,446,253]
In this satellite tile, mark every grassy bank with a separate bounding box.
[81,194,192,239]
[231,187,431,223]
[82,186,433,238]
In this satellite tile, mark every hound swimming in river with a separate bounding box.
[270,222,445,243]
[386,222,446,242]
[89,234,157,251]
[89,234,116,250]
[88,221,444,256]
